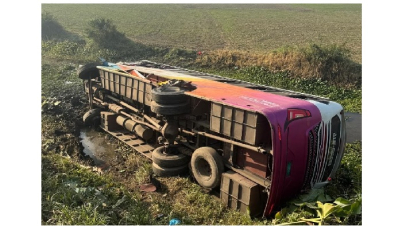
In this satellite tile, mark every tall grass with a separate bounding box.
[42,153,155,225]
[195,44,361,87]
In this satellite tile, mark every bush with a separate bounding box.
[85,18,129,49]
[42,12,78,41]
[195,44,361,87]
[299,44,361,87]
[84,18,161,61]
[163,48,197,62]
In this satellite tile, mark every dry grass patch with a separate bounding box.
[195,44,361,87]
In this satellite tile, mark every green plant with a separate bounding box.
[42,12,65,40]
[85,18,127,49]
[194,44,361,87]
[279,197,362,225]
[84,17,160,61]
[300,44,362,87]
[163,48,197,61]
[273,142,362,225]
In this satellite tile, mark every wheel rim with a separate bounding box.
[195,158,212,180]
[160,86,181,93]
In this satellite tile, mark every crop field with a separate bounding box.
[41,4,362,62]
[41,4,362,225]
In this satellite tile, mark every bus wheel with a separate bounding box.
[152,162,188,177]
[77,62,101,80]
[190,147,224,189]
[151,86,188,105]
[83,109,101,126]
[152,146,190,168]
[150,101,189,115]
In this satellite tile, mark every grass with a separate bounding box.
[42,137,362,225]
[194,44,361,86]
[41,4,362,62]
[42,151,262,225]
[42,153,154,225]
[41,5,362,224]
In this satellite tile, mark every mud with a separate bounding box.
[79,128,119,169]
[41,62,94,163]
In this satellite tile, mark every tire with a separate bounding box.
[151,86,188,105]
[152,162,188,177]
[191,147,224,189]
[78,63,101,80]
[150,101,190,115]
[83,109,101,126]
[95,88,108,101]
[152,146,190,168]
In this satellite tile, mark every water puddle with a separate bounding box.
[344,112,362,143]
[79,128,119,169]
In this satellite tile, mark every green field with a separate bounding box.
[42,4,362,62]
[41,4,362,225]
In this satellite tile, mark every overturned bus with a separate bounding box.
[78,60,346,217]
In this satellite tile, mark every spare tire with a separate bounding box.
[151,86,188,105]
[190,147,224,189]
[150,101,190,115]
[152,146,190,168]
[78,63,101,80]
[83,108,101,126]
[152,162,188,177]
